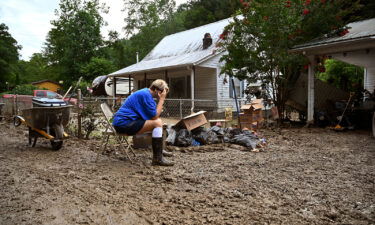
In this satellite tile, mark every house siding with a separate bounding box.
[199,53,222,68]
[216,64,248,112]
[195,67,217,100]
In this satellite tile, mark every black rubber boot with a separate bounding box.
[152,138,174,166]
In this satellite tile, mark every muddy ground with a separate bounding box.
[0,121,374,225]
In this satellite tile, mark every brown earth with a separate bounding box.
[0,121,374,225]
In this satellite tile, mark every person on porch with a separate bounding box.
[112,79,174,166]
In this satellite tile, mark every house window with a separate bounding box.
[169,76,191,99]
[229,77,244,98]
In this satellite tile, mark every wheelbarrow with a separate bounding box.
[14,105,72,150]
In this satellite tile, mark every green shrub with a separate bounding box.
[11,84,40,95]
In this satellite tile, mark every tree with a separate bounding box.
[179,0,241,29]
[10,84,39,95]
[220,0,361,119]
[122,0,178,63]
[44,0,107,86]
[0,23,21,91]
[80,57,116,80]
[15,53,61,84]
[318,59,363,92]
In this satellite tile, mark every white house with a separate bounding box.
[108,18,247,113]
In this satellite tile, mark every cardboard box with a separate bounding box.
[241,99,264,114]
[251,110,264,122]
[239,113,253,123]
[175,111,208,131]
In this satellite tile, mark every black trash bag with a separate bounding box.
[223,136,230,143]
[191,127,209,145]
[210,126,224,135]
[175,129,193,147]
[223,127,233,143]
[206,130,220,144]
[166,127,177,145]
[229,128,242,138]
[231,134,259,149]
[242,129,258,138]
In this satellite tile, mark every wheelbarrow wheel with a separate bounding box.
[50,140,63,150]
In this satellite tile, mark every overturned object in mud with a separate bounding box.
[230,133,259,149]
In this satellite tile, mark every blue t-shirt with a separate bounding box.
[112,88,157,127]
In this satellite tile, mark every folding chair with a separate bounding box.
[97,103,136,162]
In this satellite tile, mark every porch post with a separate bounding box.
[128,74,131,94]
[190,66,195,113]
[144,73,147,88]
[112,76,117,109]
[165,70,168,83]
[307,56,316,123]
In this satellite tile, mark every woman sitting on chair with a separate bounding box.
[112,79,174,166]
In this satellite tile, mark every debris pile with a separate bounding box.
[166,125,266,150]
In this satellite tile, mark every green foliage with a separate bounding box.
[80,57,116,81]
[11,84,39,95]
[80,102,100,139]
[44,0,107,86]
[317,59,363,92]
[15,53,60,84]
[124,0,176,37]
[220,0,361,119]
[180,0,241,29]
[0,23,21,91]
[120,0,179,65]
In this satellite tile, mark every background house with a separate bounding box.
[108,18,247,114]
[31,80,62,93]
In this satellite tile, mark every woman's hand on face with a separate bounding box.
[158,89,167,99]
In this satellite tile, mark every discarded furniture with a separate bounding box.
[97,103,136,162]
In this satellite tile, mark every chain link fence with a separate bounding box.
[0,95,247,120]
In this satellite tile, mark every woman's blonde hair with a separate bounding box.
[150,79,169,93]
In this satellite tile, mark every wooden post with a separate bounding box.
[190,66,195,113]
[144,73,147,88]
[77,89,82,138]
[128,75,131,95]
[165,70,168,83]
[307,56,316,123]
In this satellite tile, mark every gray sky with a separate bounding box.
[0,0,189,60]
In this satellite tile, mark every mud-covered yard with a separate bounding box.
[0,121,374,225]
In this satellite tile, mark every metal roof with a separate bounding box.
[290,18,375,52]
[109,18,232,77]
